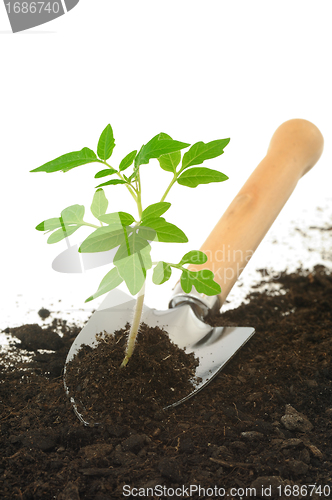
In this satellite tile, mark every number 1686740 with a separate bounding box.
[5,2,60,14]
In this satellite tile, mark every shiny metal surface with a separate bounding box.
[169,282,221,320]
[141,305,254,408]
[65,289,255,417]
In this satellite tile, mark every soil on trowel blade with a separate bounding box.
[1,264,332,499]
[64,324,200,426]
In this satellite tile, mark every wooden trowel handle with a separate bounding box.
[190,119,324,305]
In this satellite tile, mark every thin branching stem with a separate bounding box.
[104,160,138,201]
[120,282,145,367]
[160,173,177,202]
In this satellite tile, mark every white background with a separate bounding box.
[0,1,331,329]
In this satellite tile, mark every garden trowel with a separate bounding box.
[65,119,324,417]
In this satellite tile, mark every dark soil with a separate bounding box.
[64,324,200,426]
[1,264,332,499]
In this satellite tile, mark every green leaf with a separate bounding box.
[177,167,228,188]
[36,217,62,231]
[94,168,117,178]
[114,233,152,295]
[181,139,230,171]
[158,146,181,172]
[78,226,128,253]
[114,232,152,267]
[115,253,146,295]
[61,205,85,224]
[97,124,115,161]
[85,267,123,302]
[135,133,190,168]
[179,250,208,266]
[157,134,182,173]
[91,189,108,219]
[47,224,81,244]
[98,211,135,226]
[143,217,188,243]
[152,261,172,285]
[180,269,221,296]
[132,225,156,242]
[95,179,127,188]
[127,170,137,182]
[37,205,85,239]
[30,148,101,173]
[141,202,171,222]
[119,150,137,171]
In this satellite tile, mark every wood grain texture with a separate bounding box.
[189,119,324,304]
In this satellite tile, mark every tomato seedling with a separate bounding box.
[31,124,229,366]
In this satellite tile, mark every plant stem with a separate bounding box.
[160,173,178,202]
[83,222,100,229]
[104,161,138,201]
[119,162,145,368]
[120,282,145,367]
[136,169,143,219]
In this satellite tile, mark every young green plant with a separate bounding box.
[31,124,229,366]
